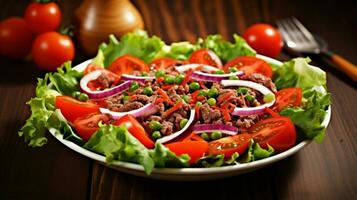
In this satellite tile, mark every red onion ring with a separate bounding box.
[191,71,244,82]
[156,109,195,144]
[121,74,155,82]
[193,124,239,135]
[175,64,219,73]
[80,70,131,99]
[99,103,158,119]
[221,80,276,116]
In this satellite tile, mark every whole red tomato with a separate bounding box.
[243,23,283,58]
[24,2,62,34]
[0,17,34,59]
[32,32,75,71]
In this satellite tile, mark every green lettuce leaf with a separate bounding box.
[98,30,165,67]
[274,57,326,90]
[84,125,155,175]
[253,143,274,160]
[154,42,197,60]
[196,34,256,62]
[48,62,82,96]
[149,143,190,168]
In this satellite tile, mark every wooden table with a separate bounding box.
[1,0,356,199]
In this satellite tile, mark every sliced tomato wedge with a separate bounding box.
[84,63,103,75]
[273,88,303,112]
[108,55,149,76]
[150,57,178,70]
[73,113,110,141]
[55,96,100,123]
[208,134,252,158]
[223,56,273,78]
[249,116,296,152]
[113,114,155,149]
[189,49,223,68]
[166,141,208,165]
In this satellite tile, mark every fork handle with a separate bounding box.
[327,53,357,82]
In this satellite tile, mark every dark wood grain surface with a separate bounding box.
[0,0,356,199]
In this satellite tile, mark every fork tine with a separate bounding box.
[291,17,317,42]
[276,20,294,44]
[284,18,307,43]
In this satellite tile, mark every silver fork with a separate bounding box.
[276,17,357,82]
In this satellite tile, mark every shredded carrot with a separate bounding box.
[154,98,164,104]
[222,108,231,121]
[189,90,201,104]
[265,107,280,118]
[195,104,201,120]
[181,69,193,86]
[163,100,183,118]
[199,81,207,89]
[217,92,233,105]
[196,96,205,101]
[162,84,174,90]
[130,95,137,100]
[157,88,174,105]
[156,77,164,83]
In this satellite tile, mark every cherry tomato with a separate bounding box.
[166,141,208,165]
[250,116,296,152]
[150,58,179,70]
[55,96,99,123]
[73,113,110,141]
[243,23,283,58]
[208,133,252,158]
[32,32,75,71]
[274,88,303,112]
[223,56,273,78]
[108,55,149,76]
[189,49,223,68]
[114,114,155,149]
[24,2,61,34]
[0,17,34,59]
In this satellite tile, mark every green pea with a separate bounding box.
[179,118,188,129]
[164,75,175,84]
[245,95,255,102]
[201,132,210,141]
[263,93,275,103]
[123,95,130,102]
[211,131,222,140]
[152,131,162,139]
[129,82,139,92]
[237,87,248,95]
[155,70,165,78]
[174,74,185,84]
[207,98,216,106]
[72,91,81,98]
[143,87,153,96]
[149,120,163,131]
[78,93,89,101]
[182,95,189,103]
[214,69,225,74]
[189,82,200,91]
[228,67,238,73]
[141,71,149,77]
[229,75,239,80]
[198,89,208,97]
[196,102,203,107]
[208,87,218,98]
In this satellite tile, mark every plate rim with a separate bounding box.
[49,55,331,176]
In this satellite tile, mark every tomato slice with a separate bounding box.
[274,88,303,112]
[55,96,100,123]
[84,63,103,75]
[150,57,178,70]
[108,55,149,75]
[113,115,155,149]
[208,134,252,158]
[73,113,110,141]
[249,116,296,152]
[223,56,273,78]
[189,49,223,68]
[166,141,208,165]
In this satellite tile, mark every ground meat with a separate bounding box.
[242,73,277,93]
[168,113,184,129]
[96,72,117,89]
[235,115,259,129]
[167,87,180,102]
[149,115,162,121]
[161,121,174,136]
[200,104,222,124]
[105,94,124,111]
[177,85,189,94]
[135,94,150,104]
[117,102,143,112]
[155,103,165,114]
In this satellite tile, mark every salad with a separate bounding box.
[19,30,331,175]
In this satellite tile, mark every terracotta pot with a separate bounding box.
[74,0,144,55]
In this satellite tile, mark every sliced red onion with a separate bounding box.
[121,74,155,82]
[191,71,244,82]
[221,80,276,116]
[80,70,131,99]
[99,103,158,119]
[156,109,195,144]
[193,124,239,135]
[175,64,219,73]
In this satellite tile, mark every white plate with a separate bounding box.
[49,55,331,181]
